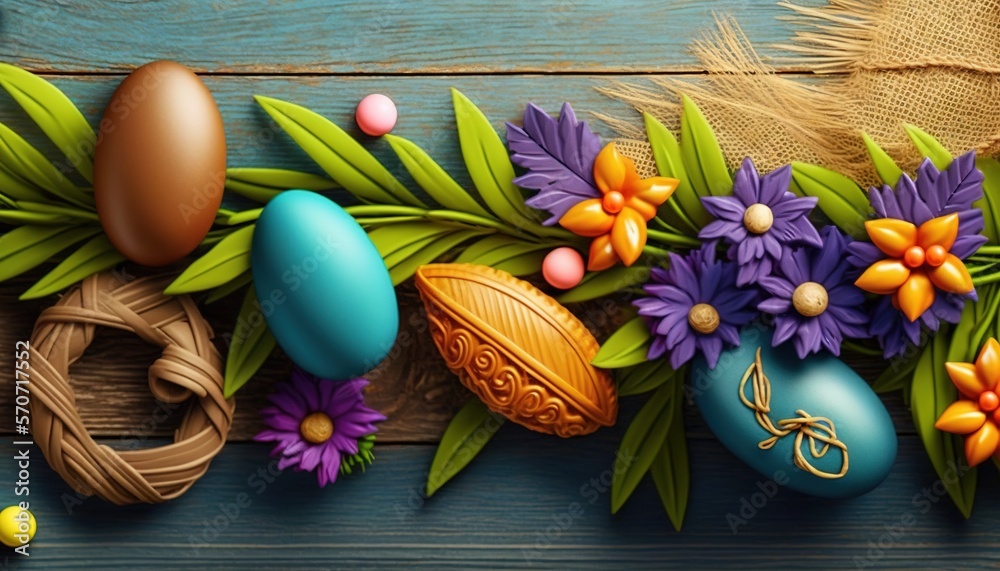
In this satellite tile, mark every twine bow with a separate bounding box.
[28,272,234,504]
[738,348,848,479]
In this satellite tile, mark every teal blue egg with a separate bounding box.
[251,190,398,379]
[692,326,896,498]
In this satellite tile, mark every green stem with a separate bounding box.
[354,216,427,226]
[344,205,426,217]
[968,263,1000,276]
[652,216,686,236]
[975,246,1000,255]
[426,209,537,239]
[647,228,701,249]
[642,244,673,259]
[967,255,1000,264]
[344,204,567,243]
[972,271,1000,286]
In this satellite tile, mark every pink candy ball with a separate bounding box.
[542,247,585,290]
[355,94,397,137]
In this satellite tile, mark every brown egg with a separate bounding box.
[94,60,226,267]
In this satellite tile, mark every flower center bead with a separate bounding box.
[792,282,829,317]
[903,246,925,268]
[688,303,720,335]
[299,412,334,444]
[602,191,625,214]
[743,203,774,234]
[980,391,1000,412]
[925,245,947,267]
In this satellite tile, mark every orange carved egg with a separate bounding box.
[414,263,617,437]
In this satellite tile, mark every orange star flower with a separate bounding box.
[935,338,1000,466]
[854,213,973,322]
[558,143,678,271]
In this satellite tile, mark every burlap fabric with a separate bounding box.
[604,0,1000,185]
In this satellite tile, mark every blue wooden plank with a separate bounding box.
[1,430,996,570]
[0,74,821,199]
[0,0,818,74]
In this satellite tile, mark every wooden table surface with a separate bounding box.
[1,1,999,569]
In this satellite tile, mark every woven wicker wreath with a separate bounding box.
[28,272,234,504]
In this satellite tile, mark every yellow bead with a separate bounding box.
[0,506,35,548]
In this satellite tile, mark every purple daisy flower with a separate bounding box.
[699,158,822,286]
[254,368,386,487]
[847,152,986,358]
[758,227,870,358]
[634,243,758,369]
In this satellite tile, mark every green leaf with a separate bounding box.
[969,285,1000,357]
[224,287,277,398]
[871,355,918,396]
[0,209,74,225]
[679,95,732,197]
[0,63,96,183]
[454,235,550,275]
[491,249,548,276]
[426,398,505,497]
[384,134,494,218]
[204,271,254,304]
[975,157,1000,244]
[650,379,689,531]
[215,208,262,227]
[557,264,650,304]
[254,96,426,207]
[0,224,101,282]
[862,133,903,187]
[790,162,869,239]
[386,229,488,285]
[451,89,540,231]
[16,200,100,222]
[225,168,337,204]
[643,113,708,232]
[454,234,522,263]
[0,122,92,209]
[164,224,254,295]
[20,235,125,299]
[592,317,651,369]
[367,221,455,260]
[0,162,50,202]
[617,359,678,397]
[611,380,675,513]
[904,125,952,170]
[911,327,977,518]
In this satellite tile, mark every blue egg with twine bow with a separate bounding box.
[692,326,897,498]
[251,190,399,380]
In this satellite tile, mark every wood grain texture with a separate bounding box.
[6,432,1000,570]
[0,1,980,568]
[0,0,814,74]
